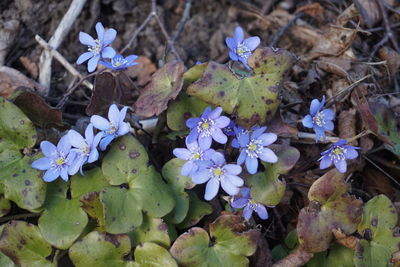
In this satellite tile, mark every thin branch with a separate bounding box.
[172,0,193,42]
[270,12,304,48]
[35,35,93,90]
[120,12,154,54]
[38,0,87,92]
[375,0,400,53]
[363,155,400,188]
[297,132,340,143]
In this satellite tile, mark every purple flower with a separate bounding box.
[302,96,335,142]
[232,125,259,148]
[319,139,359,173]
[99,54,139,70]
[236,126,278,174]
[90,104,131,151]
[186,106,230,148]
[173,137,215,176]
[225,26,260,69]
[76,22,117,72]
[222,120,236,137]
[231,187,268,220]
[67,123,103,175]
[191,152,244,200]
[31,136,77,182]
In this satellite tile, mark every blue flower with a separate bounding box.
[100,54,139,70]
[173,137,215,176]
[31,135,77,182]
[236,126,278,174]
[231,187,269,220]
[222,120,236,137]
[302,96,335,142]
[76,22,117,72]
[319,139,359,173]
[90,104,131,150]
[186,106,230,148]
[191,152,244,200]
[231,124,259,148]
[225,26,260,69]
[67,123,103,175]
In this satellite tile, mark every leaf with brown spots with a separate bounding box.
[186,47,294,127]
[135,61,184,117]
[297,169,363,253]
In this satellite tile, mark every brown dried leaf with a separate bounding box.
[351,85,378,134]
[267,113,298,138]
[316,57,351,78]
[0,66,44,99]
[135,61,184,117]
[124,56,157,86]
[378,47,400,77]
[332,228,359,250]
[353,0,381,28]
[362,167,396,199]
[19,56,38,79]
[296,3,324,22]
[272,247,314,267]
[338,109,357,145]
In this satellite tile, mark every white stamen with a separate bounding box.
[245,139,263,158]
[313,112,326,127]
[235,43,251,59]
[88,39,102,55]
[197,118,215,137]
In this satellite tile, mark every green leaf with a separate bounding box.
[0,97,37,152]
[162,158,194,224]
[102,135,149,185]
[100,186,142,234]
[80,192,106,231]
[183,62,208,89]
[69,231,133,267]
[306,243,354,267]
[170,214,258,266]
[0,195,11,217]
[186,48,294,126]
[128,214,170,248]
[166,93,209,131]
[177,191,212,229]
[0,149,21,169]
[297,170,363,253]
[70,167,110,199]
[135,61,184,117]
[0,155,46,211]
[38,181,88,249]
[134,242,177,267]
[354,195,400,267]
[0,221,54,267]
[0,251,16,267]
[248,145,299,206]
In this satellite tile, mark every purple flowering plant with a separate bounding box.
[77,22,117,72]
[226,26,260,69]
[231,187,269,220]
[100,54,139,71]
[302,96,335,142]
[319,139,359,173]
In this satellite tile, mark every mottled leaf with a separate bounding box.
[128,214,170,248]
[135,61,184,117]
[134,242,177,267]
[70,167,110,199]
[186,48,294,126]
[177,191,212,229]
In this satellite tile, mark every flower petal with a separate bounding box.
[242,206,253,220]
[322,108,335,121]
[334,159,347,173]
[243,36,260,51]
[117,122,130,136]
[251,126,267,139]
[181,161,194,176]
[224,164,242,175]
[125,55,138,64]
[240,187,251,198]
[191,169,210,184]
[345,148,358,160]
[225,174,244,187]
[108,104,119,124]
[238,132,250,147]
[95,22,105,39]
[259,148,278,163]
[43,168,60,182]
[233,26,244,43]
[245,156,258,174]
[314,126,326,142]
[211,127,227,144]
[225,37,236,50]
[87,54,100,72]
[309,98,321,116]
[255,205,268,219]
[173,148,191,160]
[203,149,215,160]
[68,156,84,176]
[186,117,200,129]
[323,121,334,131]
[99,135,115,151]
[88,149,99,163]
[198,135,212,149]
[319,155,332,169]
[205,178,220,200]
[68,130,86,149]
[103,28,117,46]
[85,124,94,144]
[40,141,57,158]
[31,158,52,170]
[302,115,314,128]
[187,129,199,144]
[258,133,277,146]
[237,150,247,165]
[231,198,249,209]
[79,32,95,46]
[209,107,223,119]
[215,116,230,128]
[92,132,103,148]
[76,52,93,65]
[60,168,69,181]
[211,152,225,165]
[229,51,239,61]
[118,106,128,124]
[221,178,240,196]
[101,46,116,59]
[57,135,71,155]
[91,115,110,131]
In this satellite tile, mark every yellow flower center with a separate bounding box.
[248,143,257,151]
[201,122,209,129]
[332,147,342,156]
[192,153,200,160]
[214,168,222,176]
[56,157,64,166]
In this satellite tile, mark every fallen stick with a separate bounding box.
[35,35,93,90]
[38,0,87,93]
